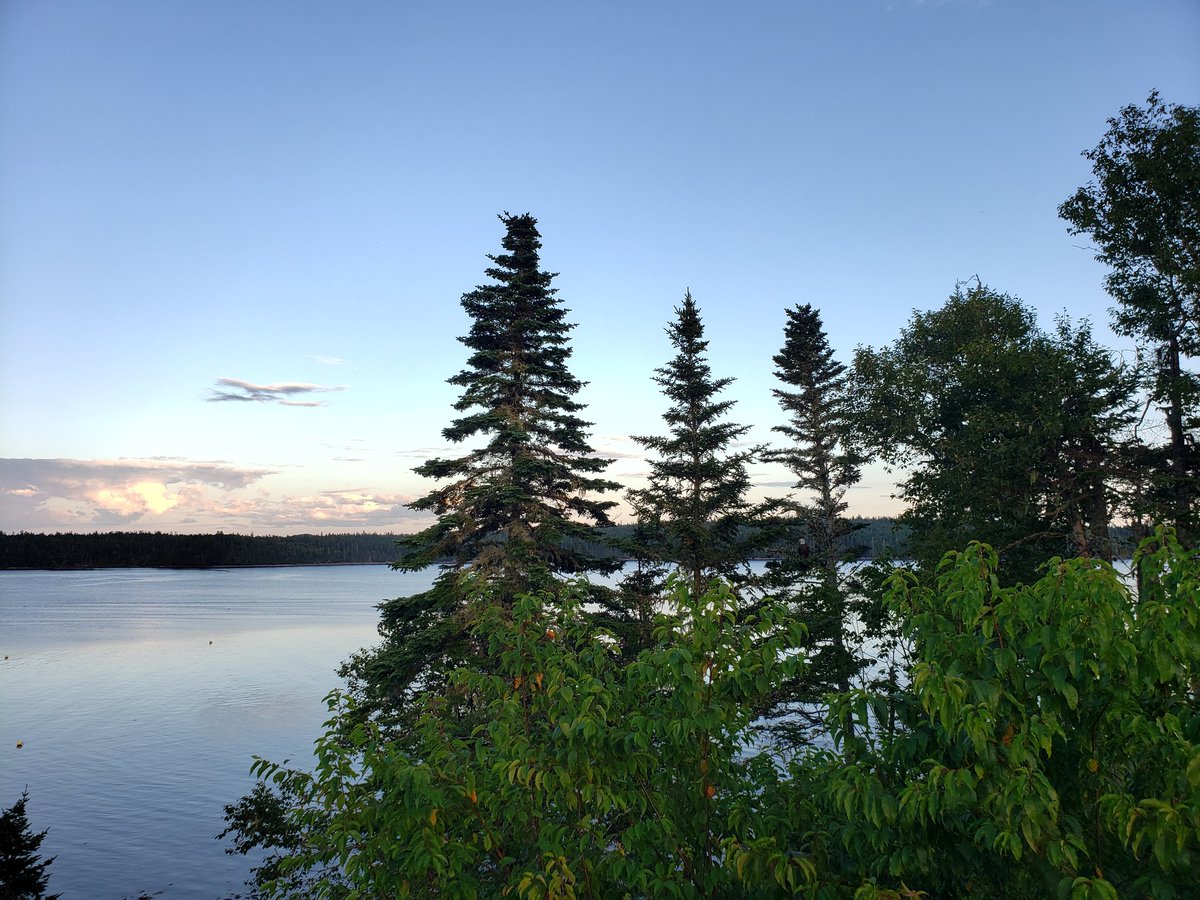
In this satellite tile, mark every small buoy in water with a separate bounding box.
[209,640,213,645]
[16,741,23,749]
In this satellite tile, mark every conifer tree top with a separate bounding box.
[628,291,759,594]
[401,212,618,581]
[342,213,619,723]
[0,789,58,899]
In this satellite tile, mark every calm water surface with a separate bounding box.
[0,566,436,899]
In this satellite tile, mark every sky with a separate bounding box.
[1,0,1197,536]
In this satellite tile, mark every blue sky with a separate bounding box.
[1,0,1197,535]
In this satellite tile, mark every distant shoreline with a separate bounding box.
[0,560,397,572]
[0,521,1137,571]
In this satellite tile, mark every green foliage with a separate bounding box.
[0,790,59,900]
[1059,92,1199,355]
[1047,316,1141,561]
[595,520,669,659]
[244,579,815,899]
[811,530,1200,897]
[216,781,341,896]
[628,291,762,598]
[852,283,1135,583]
[226,533,1199,898]
[1059,92,1200,542]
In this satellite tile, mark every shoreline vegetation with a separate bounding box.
[0,519,855,570]
[0,520,1141,571]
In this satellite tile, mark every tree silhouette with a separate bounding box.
[0,789,58,900]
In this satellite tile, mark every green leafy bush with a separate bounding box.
[814,530,1199,898]
[250,579,812,898]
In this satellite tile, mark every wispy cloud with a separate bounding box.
[597,448,645,460]
[207,377,345,406]
[394,439,644,463]
[320,438,371,455]
[593,435,647,460]
[310,355,345,366]
[394,446,455,460]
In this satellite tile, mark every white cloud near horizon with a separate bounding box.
[0,458,426,533]
[0,458,273,527]
[596,448,645,460]
[207,377,346,406]
[586,435,646,461]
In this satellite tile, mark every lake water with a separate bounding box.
[0,565,437,899]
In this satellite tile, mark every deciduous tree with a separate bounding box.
[814,532,1200,898]
[1060,92,1200,542]
[227,535,1200,898]
[247,581,811,898]
[852,283,1133,583]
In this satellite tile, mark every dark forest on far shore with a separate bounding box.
[0,519,1139,571]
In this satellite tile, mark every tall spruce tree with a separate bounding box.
[627,292,760,598]
[343,213,619,720]
[760,304,865,731]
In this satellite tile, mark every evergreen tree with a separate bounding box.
[627,292,760,597]
[602,518,670,658]
[1046,316,1138,561]
[0,790,58,900]
[343,213,619,721]
[760,304,865,733]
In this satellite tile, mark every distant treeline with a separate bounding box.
[0,530,406,570]
[563,519,919,563]
[0,518,1136,570]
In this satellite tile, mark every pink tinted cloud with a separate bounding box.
[0,458,426,534]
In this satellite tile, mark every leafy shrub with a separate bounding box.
[813,530,1200,898]
[250,578,812,898]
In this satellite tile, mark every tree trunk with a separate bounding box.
[1165,335,1192,545]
